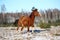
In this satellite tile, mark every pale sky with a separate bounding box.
[0,0,60,12]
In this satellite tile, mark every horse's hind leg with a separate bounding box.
[21,24,24,31]
[17,22,20,31]
[17,26,19,31]
[16,24,19,30]
[21,27,24,31]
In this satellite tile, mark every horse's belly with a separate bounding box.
[22,21,28,26]
[22,21,33,26]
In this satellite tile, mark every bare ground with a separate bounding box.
[0,27,60,40]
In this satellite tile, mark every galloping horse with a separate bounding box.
[17,9,41,32]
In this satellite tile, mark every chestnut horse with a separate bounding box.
[17,9,41,32]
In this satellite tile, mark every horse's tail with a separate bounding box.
[13,19,19,26]
[18,20,21,27]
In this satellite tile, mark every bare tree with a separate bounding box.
[1,4,6,13]
[1,4,6,23]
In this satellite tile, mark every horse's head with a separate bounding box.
[33,9,41,17]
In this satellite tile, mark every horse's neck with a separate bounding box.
[29,13,35,21]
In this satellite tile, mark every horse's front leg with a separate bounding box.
[32,25,34,33]
[27,26,30,32]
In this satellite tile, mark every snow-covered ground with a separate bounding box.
[0,27,60,40]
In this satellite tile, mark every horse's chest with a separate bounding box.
[28,19,34,26]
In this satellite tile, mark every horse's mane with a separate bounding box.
[29,10,36,18]
[29,12,33,18]
[29,13,33,18]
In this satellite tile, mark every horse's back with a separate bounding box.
[18,16,30,26]
[19,16,30,21]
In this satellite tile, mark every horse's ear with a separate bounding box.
[32,8,38,11]
[34,9,38,11]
